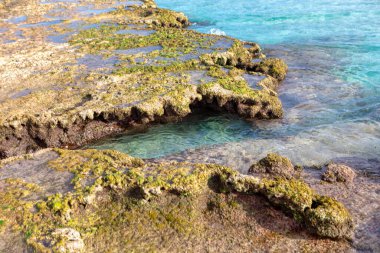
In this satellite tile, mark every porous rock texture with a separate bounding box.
[0,1,356,252]
[322,163,357,184]
[248,153,297,179]
[0,0,286,159]
[0,149,353,252]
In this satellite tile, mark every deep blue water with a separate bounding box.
[91,0,380,167]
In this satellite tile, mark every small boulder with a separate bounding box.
[322,163,356,184]
[249,153,295,179]
[51,228,85,253]
[305,196,353,239]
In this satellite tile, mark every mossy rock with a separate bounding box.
[0,0,289,158]
[249,153,295,179]
[51,228,85,253]
[220,167,353,239]
[0,149,354,252]
[305,196,353,239]
[259,178,314,220]
[200,41,256,68]
[251,58,288,81]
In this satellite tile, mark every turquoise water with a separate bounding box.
[91,0,380,168]
[157,0,380,91]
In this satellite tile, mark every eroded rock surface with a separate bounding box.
[161,147,380,252]
[0,0,287,159]
[322,163,357,184]
[0,1,365,252]
[51,228,85,253]
[0,149,353,252]
[248,153,297,179]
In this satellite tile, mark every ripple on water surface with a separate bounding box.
[89,44,380,167]
[87,112,252,159]
[40,0,376,169]
[87,0,380,166]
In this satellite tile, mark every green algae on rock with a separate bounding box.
[251,58,288,81]
[226,173,353,239]
[0,149,353,252]
[249,153,296,179]
[305,195,354,239]
[0,0,287,159]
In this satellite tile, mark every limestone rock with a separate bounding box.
[52,228,85,253]
[251,58,288,81]
[305,196,354,239]
[322,163,356,184]
[249,153,295,179]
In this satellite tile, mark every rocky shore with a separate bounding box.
[0,0,285,159]
[0,149,354,252]
[0,0,377,252]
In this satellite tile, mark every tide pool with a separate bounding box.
[90,0,380,167]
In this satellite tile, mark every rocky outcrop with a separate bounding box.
[0,0,364,252]
[0,1,287,159]
[248,153,297,179]
[228,174,353,239]
[305,196,353,238]
[0,149,353,252]
[322,163,356,184]
[250,58,288,81]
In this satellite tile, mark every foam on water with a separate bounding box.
[209,28,226,36]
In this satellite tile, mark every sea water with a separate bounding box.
[91,0,380,169]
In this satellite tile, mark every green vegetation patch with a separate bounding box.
[0,149,353,252]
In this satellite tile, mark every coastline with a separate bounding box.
[0,0,286,159]
[0,0,378,252]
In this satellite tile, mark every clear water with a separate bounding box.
[91,0,380,168]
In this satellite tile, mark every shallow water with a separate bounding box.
[90,0,380,168]
[1,0,379,250]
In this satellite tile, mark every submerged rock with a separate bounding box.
[322,163,356,184]
[248,153,296,179]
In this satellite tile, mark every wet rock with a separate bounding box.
[322,163,356,184]
[200,41,261,69]
[0,2,289,159]
[249,153,295,179]
[144,8,190,28]
[250,58,288,81]
[246,42,261,55]
[305,196,354,239]
[201,51,236,66]
[51,228,85,253]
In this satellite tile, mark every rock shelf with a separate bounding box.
[0,0,357,252]
[0,0,286,158]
